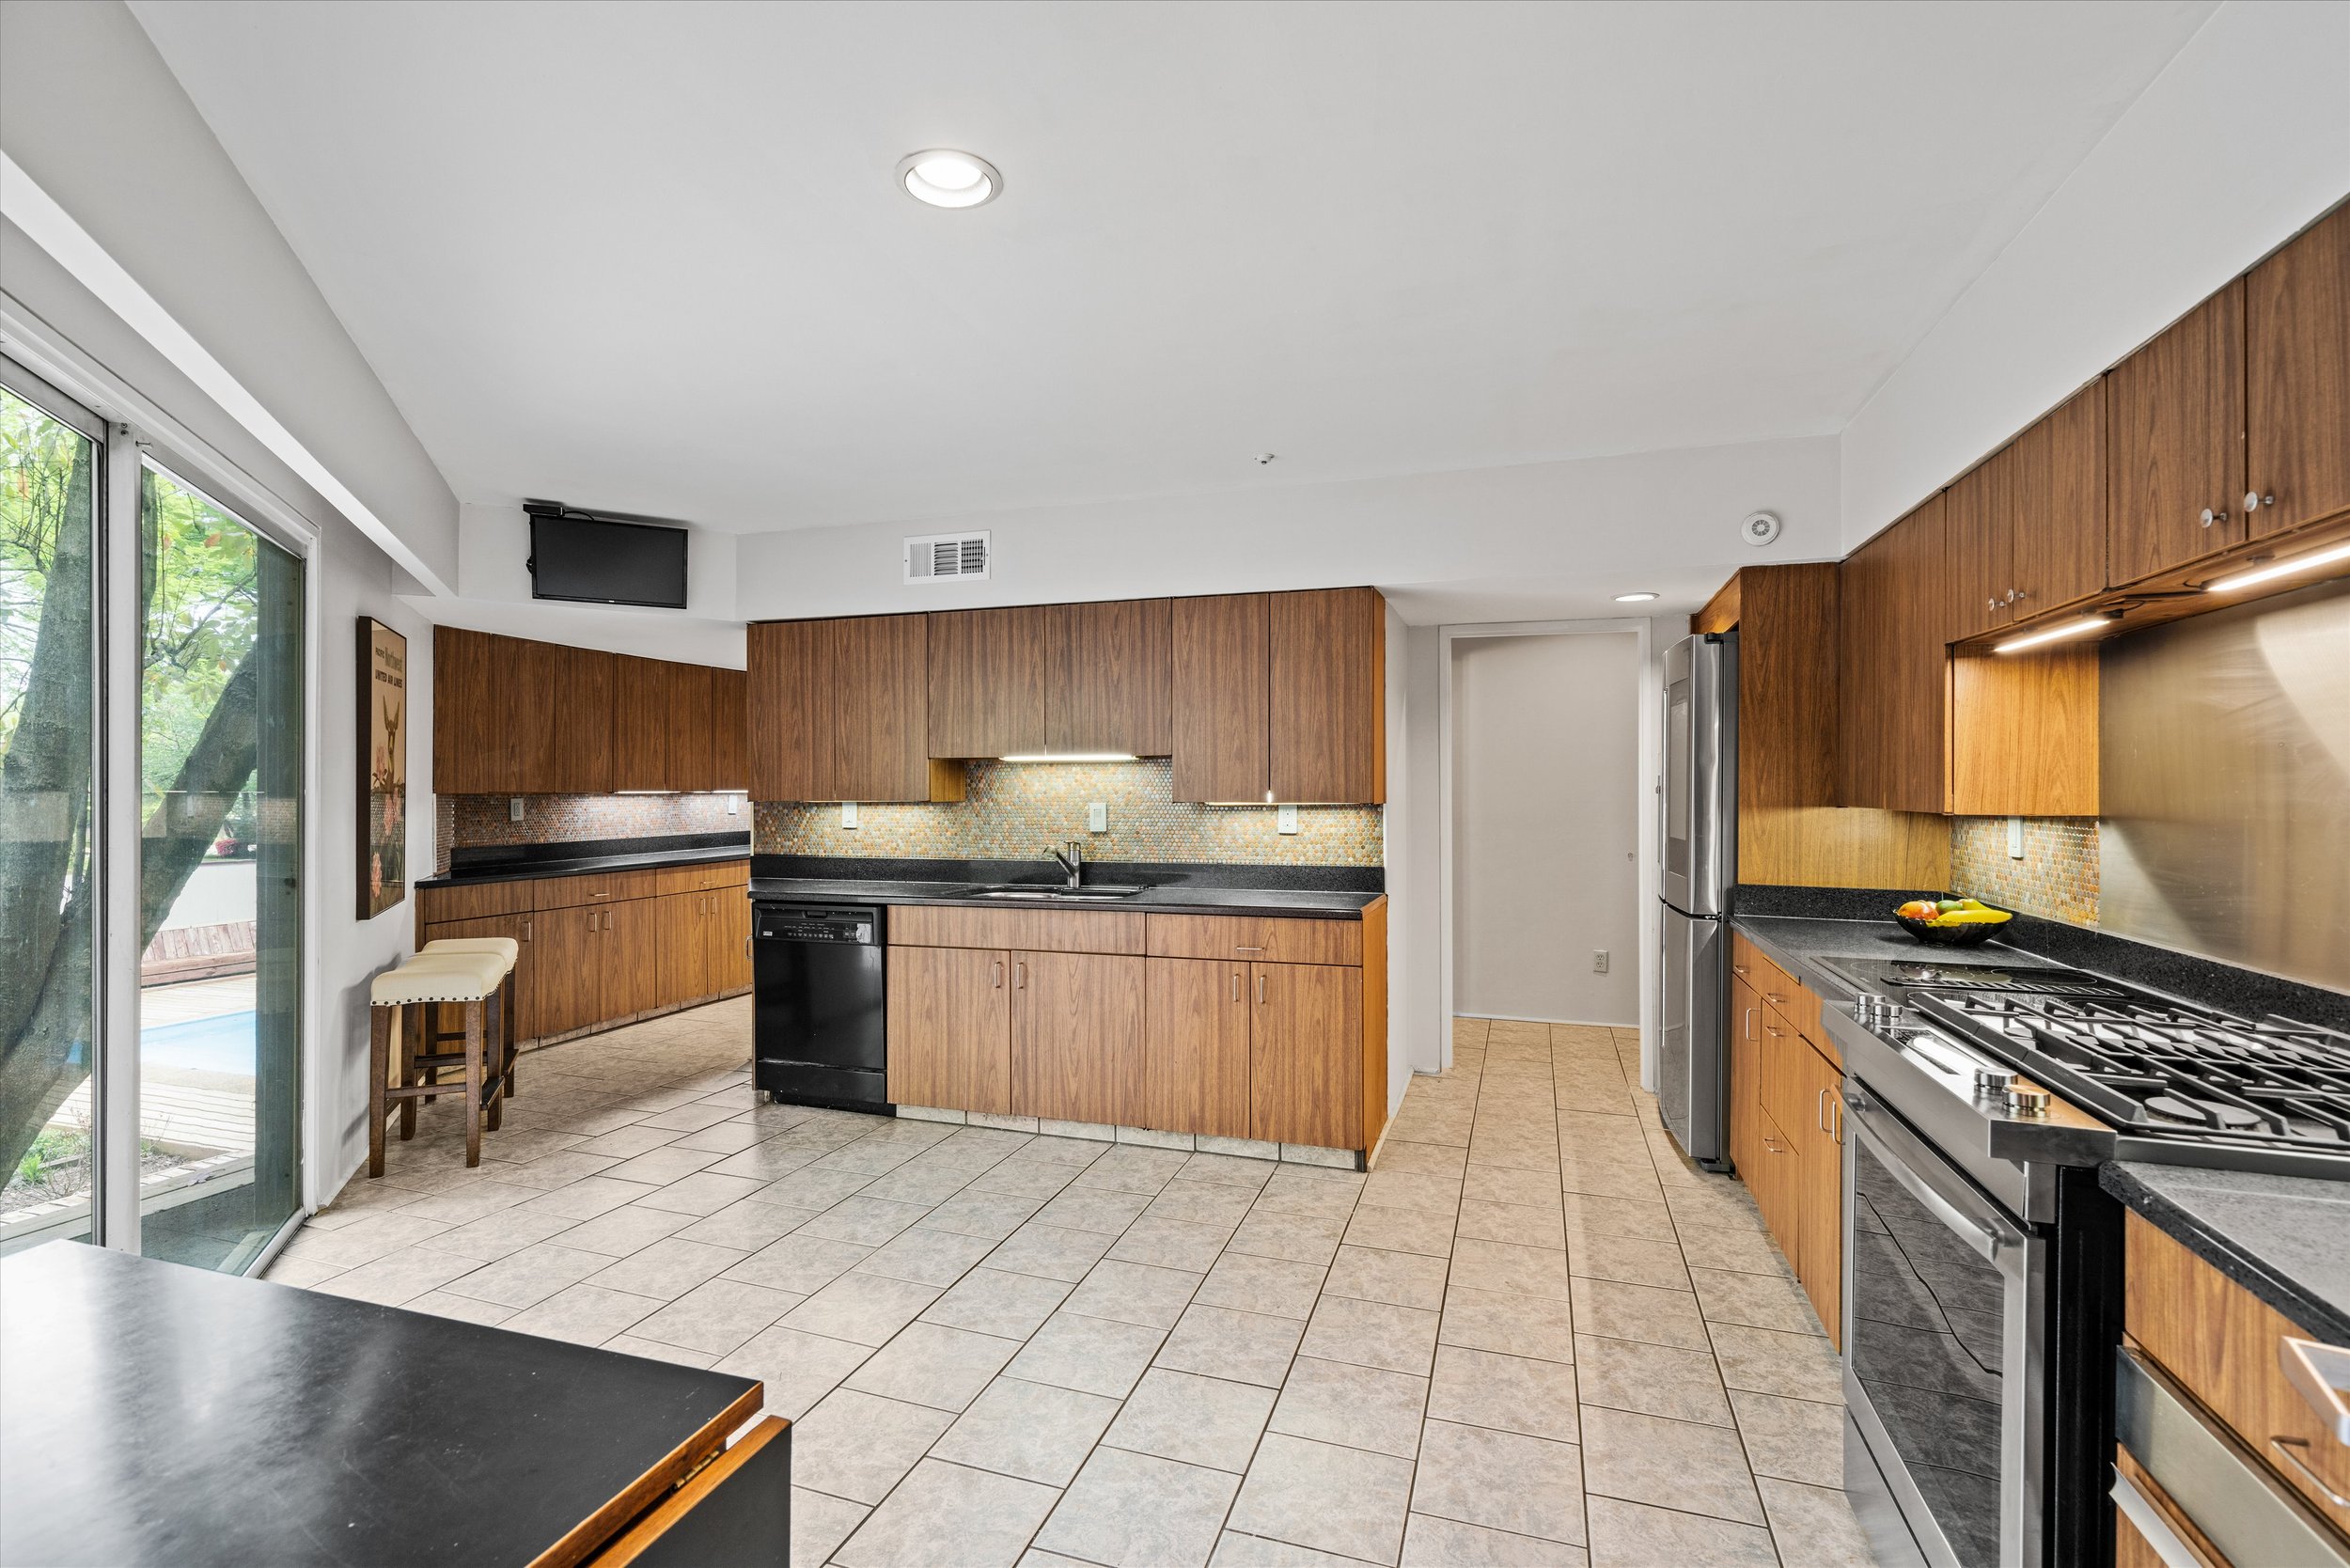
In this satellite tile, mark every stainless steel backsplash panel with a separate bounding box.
[2100,576,2350,995]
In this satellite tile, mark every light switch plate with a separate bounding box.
[1277,804,1299,835]
[509,796,525,823]
[841,802,859,829]
[2007,815,2025,859]
[1088,802,1107,832]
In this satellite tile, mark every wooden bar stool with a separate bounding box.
[417,935,522,1101]
[368,951,511,1175]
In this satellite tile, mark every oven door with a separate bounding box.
[1843,1087,2045,1568]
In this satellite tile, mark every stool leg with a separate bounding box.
[463,999,484,1168]
[368,1004,391,1178]
[398,1003,420,1140]
[485,989,506,1134]
[501,971,519,1098]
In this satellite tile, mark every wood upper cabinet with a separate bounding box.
[2011,380,2107,614]
[433,627,498,794]
[611,655,670,791]
[886,946,1012,1115]
[1013,950,1145,1126]
[545,647,615,793]
[666,663,714,791]
[2246,202,2350,540]
[498,635,559,793]
[1838,495,1948,813]
[1144,958,1253,1139]
[1271,588,1386,804]
[928,606,1046,759]
[749,616,964,802]
[1250,962,1361,1150]
[1046,599,1171,756]
[1171,593,1271,803]
[708,666,747,790]
[1946,447,2016,640]
[1731,564,1840,810]
[2109,280,2246,582]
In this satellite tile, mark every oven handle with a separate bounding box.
[2110,1466,2220,1568]
[1844,1089,2022,1266]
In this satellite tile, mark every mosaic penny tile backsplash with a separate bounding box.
[1950,815,2100,927]
[755,759,1384,866]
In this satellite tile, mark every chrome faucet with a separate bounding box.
[1046,839,1084,889]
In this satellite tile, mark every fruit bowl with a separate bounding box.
[1893,898,2014,947]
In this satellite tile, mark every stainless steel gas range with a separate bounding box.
[1816,954,2350,1568]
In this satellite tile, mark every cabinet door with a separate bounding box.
[422,913,534,1043]
[928,606,1046,759]
[611,655,670,791]
[657,891,708,1008]
[1751,1105,1802,1271]
[1170,593,1270,803]
[1013,950,1145,1126]
[601,898,660,1023]
[1944,447,2013,639]
[666,663,713,791]
[1046,599,1172,757]
[833,616,960,802]
[1270,588,1384,804]
[531,905,598,1041]
[2011,380,2107,613]
[707,889,750,994]
[1250,963,1361,1150]
[708,666,747,791]
[1728,973,1762,1176]
[748,619,825,801]
[495,635,559,792]
[886,947,1012,1114]
[1795,1043,1843,1349]
[1758,1007,1813,1154]
[1144,958,1252,1138]
[431,628,497,793]
[1839,499,1946,811]
[2247,203,2350,540]
[2108,281,2245,581]
[546,647,614,793]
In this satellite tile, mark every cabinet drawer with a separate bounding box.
[1146,914,1361,966]
[889,904,1145,956]
[418,879,534,924]
[2124,1212,2350,1535]
[534,870,664,910]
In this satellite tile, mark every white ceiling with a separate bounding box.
[132,0,2215,536]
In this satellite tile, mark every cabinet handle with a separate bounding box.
[1744,1007,1756,1041]
[1257,974,1266,1005]
[1764,1025,1785,1039]
[1986,598,1998,614]
[2001,588,2017,604]
[521,919,531,943]
[2268,1437,2350,1509]
[2201,507,2229,527]
[1817,1086,1829,1133]
[1731,963,1748,978]
[1235,946,1265,954]
[993,960,1003,989]
[1832,1097,1842,1146]
[1765,992,1788,1005]
[2013,588,2028,604]
[2246,490,2275,513]
[1016,962,1026,989]
[1230,973,1240,1003]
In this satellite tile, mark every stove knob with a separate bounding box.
[1973,1068,2014,1096]
[2006,1087,2050,1118]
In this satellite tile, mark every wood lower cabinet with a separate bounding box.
[1792,1042,1843,1348]
[2246,201,2350,541]
[1144,958,1253,1139]
[1749,1105,1803,1276]
[656,891,708,1009]
[530,905,600,1043]
[1251,962,1361,1150]
[705,888,751,994]
[1730,933,1843,1346]
[1728,973,1762,1178]
[1015,951,1145,1126]
[886,946,1013,1115]
[602,898,660,1021]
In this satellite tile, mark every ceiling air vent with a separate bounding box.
[904,530,990,584]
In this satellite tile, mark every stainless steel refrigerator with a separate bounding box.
[1658,633,1734,1170]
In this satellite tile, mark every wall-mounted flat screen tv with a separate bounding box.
[526,507,688,608]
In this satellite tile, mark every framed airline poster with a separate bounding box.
[359,617,408,918]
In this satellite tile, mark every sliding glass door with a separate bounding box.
[0,362,306,1272]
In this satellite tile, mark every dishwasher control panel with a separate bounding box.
[755,904,881,945]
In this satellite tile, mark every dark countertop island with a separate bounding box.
[0,1243,771,1568]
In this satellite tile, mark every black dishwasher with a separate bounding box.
[752,902,890,1113]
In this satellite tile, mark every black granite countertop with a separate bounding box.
[2101,1162,2350,1345]
[748,877,1380,919]
[417,833,751,888]
[747,855,1384,919]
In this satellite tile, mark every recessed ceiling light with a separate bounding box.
[898,149,1001,209]
[1614,592,1660,603]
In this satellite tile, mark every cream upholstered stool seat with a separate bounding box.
[368,950,513,1174]
[416,935,523,1103]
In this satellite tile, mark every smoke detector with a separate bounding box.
[1741,510,1782,547]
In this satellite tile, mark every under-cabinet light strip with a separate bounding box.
[1992,615,2119,654]
[2204,541,2350,594]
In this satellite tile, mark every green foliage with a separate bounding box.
[140,467,260,813]
[0,390,91,756]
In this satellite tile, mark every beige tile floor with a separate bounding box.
[271,1001,1877,1567]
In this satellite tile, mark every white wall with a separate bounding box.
[733,435,1841,628]
[1450,634,1642,1024]
[1842,1,2350,547]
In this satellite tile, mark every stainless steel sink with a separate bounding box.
[963,885,1149,901]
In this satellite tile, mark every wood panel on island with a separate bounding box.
[415,861,751,1049]
[431,628,746,795]
[885,902,1388,1159]
[746,587,1384,805]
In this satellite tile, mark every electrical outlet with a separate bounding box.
[509,796,525,823]
[1277,804,1299,835]
[727,793,739,816]
[2007,815,2025,859]
[1088,802,1107,833]
[1592,949,1610,974]
[840,802,859,829]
